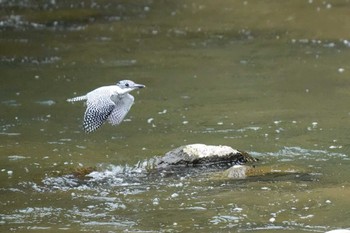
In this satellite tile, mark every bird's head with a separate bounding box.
[116,80,145,93]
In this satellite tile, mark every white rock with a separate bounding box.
[182,144,239,158]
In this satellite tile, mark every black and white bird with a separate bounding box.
[67,80,145,133]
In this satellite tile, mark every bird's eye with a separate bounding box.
[125,83,129,87]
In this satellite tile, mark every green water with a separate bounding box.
[1,0,350,232]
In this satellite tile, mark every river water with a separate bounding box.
[1,0,350,232]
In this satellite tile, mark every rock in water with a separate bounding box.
[223,165,251,179]
[156,144,257,169]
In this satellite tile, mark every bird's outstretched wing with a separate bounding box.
[107,93,135,125]
[83,98,115,133]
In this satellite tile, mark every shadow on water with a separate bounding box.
[1,0,350,232]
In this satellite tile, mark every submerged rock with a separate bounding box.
[220,163,312,180]
[223,165,252,179]
[154,144,257,170]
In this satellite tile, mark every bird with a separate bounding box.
[67,80,145,133]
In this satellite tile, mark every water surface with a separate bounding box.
[1,0,350,232]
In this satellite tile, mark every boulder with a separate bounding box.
[155,144,257,169]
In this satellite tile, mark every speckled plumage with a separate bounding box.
[67,80,145,133]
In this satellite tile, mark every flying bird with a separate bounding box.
[67,80,145,133]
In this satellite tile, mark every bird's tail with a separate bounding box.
[67,95,87,102]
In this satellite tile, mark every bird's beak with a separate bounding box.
[134,84,145,89]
